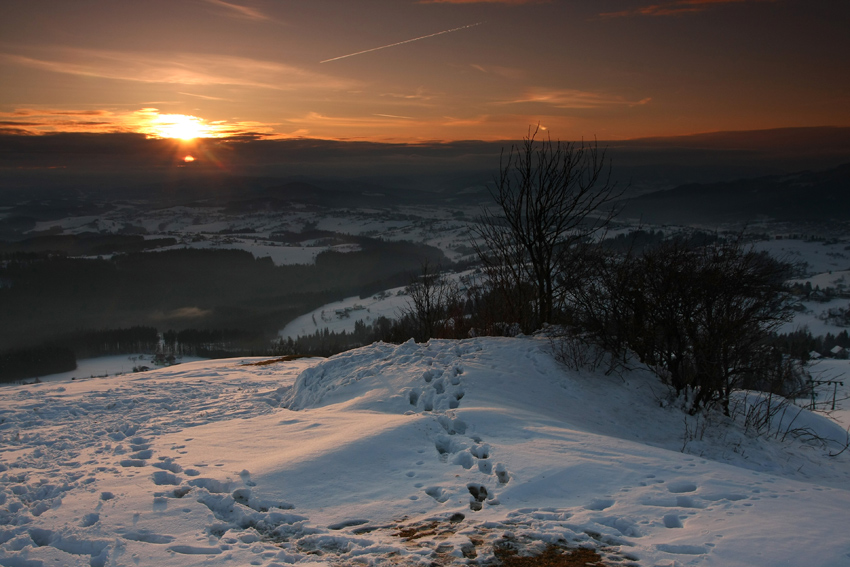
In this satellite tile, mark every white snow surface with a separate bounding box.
[783,297,850,337]
[279,288,409,340]
[2,337,849,566]
[278,271,480,340]
[752,239,850,275]
[19,355,208,385]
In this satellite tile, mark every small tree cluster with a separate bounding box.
[573,237,795,415]
[466,128,798,416]
[397,262,467,342]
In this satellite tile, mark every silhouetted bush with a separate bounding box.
[570,237,794,415]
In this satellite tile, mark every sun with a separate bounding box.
[134,109,228,140]
[134,108,244,140]
[149,113,210,140]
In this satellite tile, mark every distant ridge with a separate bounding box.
[621,126,850,152]
[620,163,850,224]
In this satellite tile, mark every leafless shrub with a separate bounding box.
[547,328,611,373]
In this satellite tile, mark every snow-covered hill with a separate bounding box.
[1,337,849,566]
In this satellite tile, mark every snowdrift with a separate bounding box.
[1,337,849,566]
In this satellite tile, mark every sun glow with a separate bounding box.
[149,113,209,140]
[135,109,232,140]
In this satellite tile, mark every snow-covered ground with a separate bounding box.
[158,239,357,267]
[278,271,480,340]
[806,358,850,429]
[12,355,208,385]
[2,337,849,566]
[753,238,850,275]
[783,297,850,337]
[279,287,410,339]
[30,204,476,266]
[790,269,850,292]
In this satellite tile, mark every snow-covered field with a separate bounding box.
[753,238,850,275]
[782,296,850,337]
[279,287,410,339]
[278,271,480,340]
[2,337,849,566]
[17,355,208,386]
[31,204,476,266]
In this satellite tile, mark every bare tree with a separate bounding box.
[401,262,464,341]
[470,126,621,331]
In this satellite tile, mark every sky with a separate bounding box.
[1,0,849,143]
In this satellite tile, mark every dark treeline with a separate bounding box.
[162,328,272,358]
[0,239,445,349]
[771,328,850,361]
[601,228,719,254]
[59,326,160,358]
[0,232,177,255]
[0,326,281,383]
[0,327,159,383]
[0,345,77,383]
[0,238,446,378]
[277,319,389,357]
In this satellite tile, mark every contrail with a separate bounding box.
[320,22,484,63]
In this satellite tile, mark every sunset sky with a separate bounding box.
[1,0,848,142]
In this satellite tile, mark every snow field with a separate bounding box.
[753,238,850,276]
[279,288,410,340]
[1,338,849,566]
[278,270,480,341]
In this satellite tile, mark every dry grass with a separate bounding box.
[493,544,609,566]
[393,517,618,566]
[240,355,306,366]
[396,521,442,541]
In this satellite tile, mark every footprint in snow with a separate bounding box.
[667,480,698,494]
[467,483,490,511]
[152,457,182,473]
[585,498,615,511]
[151,470,182,486]
[425,486,450,503]
[656,543,708,555]
[495,462,510,484]
[663,514,683,528]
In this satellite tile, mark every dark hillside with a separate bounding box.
[620,163,850,224]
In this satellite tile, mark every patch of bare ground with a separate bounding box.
[492,544,609,567]
[240,355,307,366]
[395,513,464,541]
[392,516,628,566]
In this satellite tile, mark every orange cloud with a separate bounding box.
[0,108,276,138]
[288,111,430,130]
[504,89,651,109]
[418,0,547,3]
[203,0,270,21]
[601,0,773,18]
[470,64,527,80]
[2,49,355,91]
[6,109,110,117]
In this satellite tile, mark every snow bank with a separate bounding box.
[1,338,849,566]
